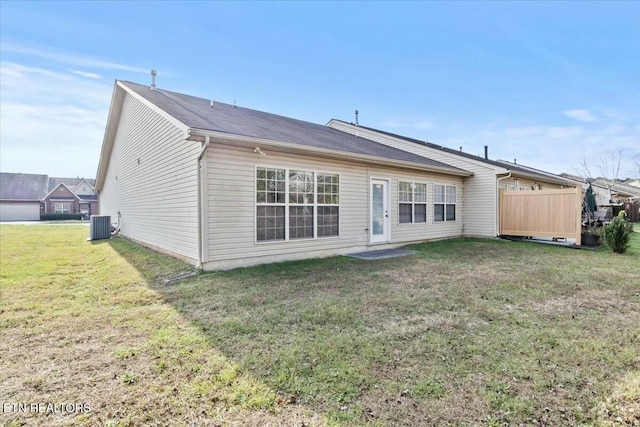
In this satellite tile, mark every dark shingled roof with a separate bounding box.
[333,120,572,185]
[120,81,471,175]
[48,177,95,192]
[0,173,49,200]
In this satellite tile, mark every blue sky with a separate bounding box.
[1,1,639,179]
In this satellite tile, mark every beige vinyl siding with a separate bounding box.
[383,169,464,242]
[500,176,565,191]
[204,142,464,270]
[99,93,201,263]
[328,121,499,237]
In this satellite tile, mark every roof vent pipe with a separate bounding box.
[150,69,157,90]
[484,145,488,159]
[355,110,359,126]
[514,158,517,164]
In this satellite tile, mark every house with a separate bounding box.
[0,173,98,221]
[326,120,577,238]
[560,173,640,219]
[625,178,640,189]
[95,81,474,270]
[591,178,640,204]
[44,178,99,217]
[0,173,48,221]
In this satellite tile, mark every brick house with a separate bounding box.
[43,179,99,217]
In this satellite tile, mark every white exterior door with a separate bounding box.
[370,179,390,243]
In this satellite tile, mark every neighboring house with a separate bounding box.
[0,173,48,221]
[591,178,640,203]
[44,178,99,216]
[95,81,474,270]
[560,174,640,205]
[625,178,640,189]
[326,120,576,238]
[0,173,98,221]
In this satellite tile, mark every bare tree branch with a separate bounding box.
[633,153,640,177]
[596,149,625,201]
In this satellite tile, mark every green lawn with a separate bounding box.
[1,225,639,426]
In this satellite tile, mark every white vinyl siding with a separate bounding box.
[204,142,464,270]
[328,120,499,237]
[499,176,564,191]
[98,93,201,262]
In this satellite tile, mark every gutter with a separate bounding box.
[495,172,512,236]
[196,136,211,269]
[187,128,474,177]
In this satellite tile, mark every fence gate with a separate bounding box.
[499,187,583,245]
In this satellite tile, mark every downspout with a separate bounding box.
[196,136,211,269]
[495,172,512,236]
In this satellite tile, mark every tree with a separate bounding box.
[596,149,625,202]
[633,153,640,177]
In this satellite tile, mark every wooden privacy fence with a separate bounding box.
[624,200,640,222]
[499,187,583,245]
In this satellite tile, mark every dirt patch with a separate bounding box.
[532,289,635,316]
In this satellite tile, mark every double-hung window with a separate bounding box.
[316,173,340,237]
[434,184,456,222]
[399,181,427,224]
[256,168,286,241]
[54,203,70,214]
[288,170,315,239]
[256,167,339,242]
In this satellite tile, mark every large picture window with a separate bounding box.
[256,167,339,242]
[54,203,70,214]
[399,181,427,224]
[434,184,456,222]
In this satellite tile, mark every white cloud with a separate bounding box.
[563,109,596,122]
[72,70,102,79]
[0,62,112,178]
[1,42,149,74]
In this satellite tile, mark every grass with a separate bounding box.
[1,225,639,426]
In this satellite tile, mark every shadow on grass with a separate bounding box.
[105,236,434,425]
[105,234,640,426]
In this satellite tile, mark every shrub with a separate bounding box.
[40,213,83,221]
[603,215,633,254]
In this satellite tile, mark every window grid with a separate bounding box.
[54,203,70,214]
[434,184,456,222]
[399,181,427,224]
[256,167,339,242]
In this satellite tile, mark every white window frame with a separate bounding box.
[433,184,457,222]
[54,203,70,214]
[398,181,428,224]
[255,166,340,243]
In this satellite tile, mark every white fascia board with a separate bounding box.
[326,120,503,173]
[118,81,190,135]
[188,128,474,177]
[95,81,125,191]
[95,81,191,191]
[42,182,81,200]
[509,169,576,186]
